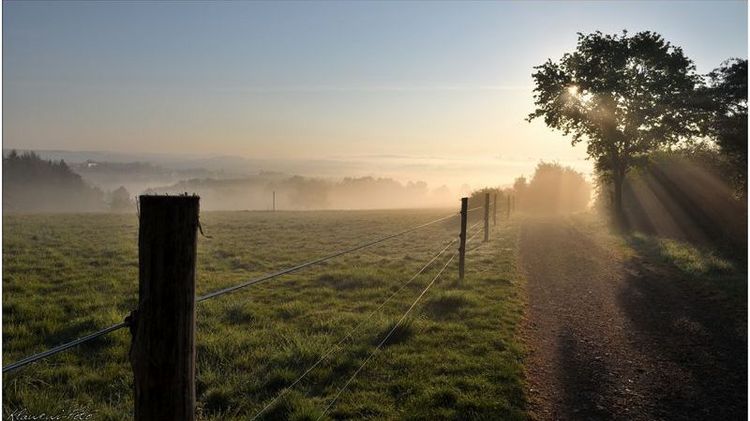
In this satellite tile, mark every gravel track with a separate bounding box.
[520,217,746,420]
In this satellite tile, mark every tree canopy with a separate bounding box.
[527,31,702,216]
[700,58,747,195]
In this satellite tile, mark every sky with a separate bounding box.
[3,1,748,188]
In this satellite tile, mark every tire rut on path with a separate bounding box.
[520,216,746,421]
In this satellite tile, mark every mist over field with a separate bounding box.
[2,148,593,211]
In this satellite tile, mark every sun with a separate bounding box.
[567,85,579,96]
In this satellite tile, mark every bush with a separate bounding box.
[515,162,591,214]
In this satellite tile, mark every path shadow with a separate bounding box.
[616,248,747,419]
[556,329,613,420]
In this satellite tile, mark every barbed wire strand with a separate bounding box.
[317,251,457,420]
[250,237,458,420]
[197,211,460,302]
[5,211,460,374]
[467,223,484,244]
[3,321,127,374]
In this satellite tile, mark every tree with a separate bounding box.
[468,186,501,210]
[512,176,528,204]
[110,186,132,211]
[527,31,702,219]
[521,162,591,214]
[700,58,747,196]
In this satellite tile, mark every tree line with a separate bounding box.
[469,162,591,216]
[3,151,133,212]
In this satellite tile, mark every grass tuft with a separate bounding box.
[277,301,305,320]
[259,391,325,421]
[223,302,256,325]
[376,318,415,347]
[423,291,476,319]
[202,386,235,414]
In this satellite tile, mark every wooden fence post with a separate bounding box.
[483,193,490,242]
[493,194,498,226]
[458,197,467,282]
[273,191,276,212]
[507,195,511,218]
[131,195,199,421]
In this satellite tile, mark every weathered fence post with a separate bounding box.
[273,191,276,212]
[483,193,490,242]
[507,195,511,218]
[458,197,467,282]
[131,195,199,421]
[493,194,498,226]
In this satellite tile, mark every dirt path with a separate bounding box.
[520,216,746,420]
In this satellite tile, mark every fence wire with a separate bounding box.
[250,237,458,420]
[317,251,458,420]
[197,211,460,302]
[466,221,484,243]
[3,322,128,374]
[4,211,461,374]
[315,222,487,417]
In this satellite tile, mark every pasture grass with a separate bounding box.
[627,233,747,309]
[571,212,746,312]
[3,210,526,420]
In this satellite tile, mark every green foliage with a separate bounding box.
[527,31,703,214]
[699,58,748,196]
[3,210,527,420]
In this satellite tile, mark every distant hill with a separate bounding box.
[69,160,218,195]
[3,151,105,212]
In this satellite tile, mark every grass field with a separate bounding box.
[3,209,527,420]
